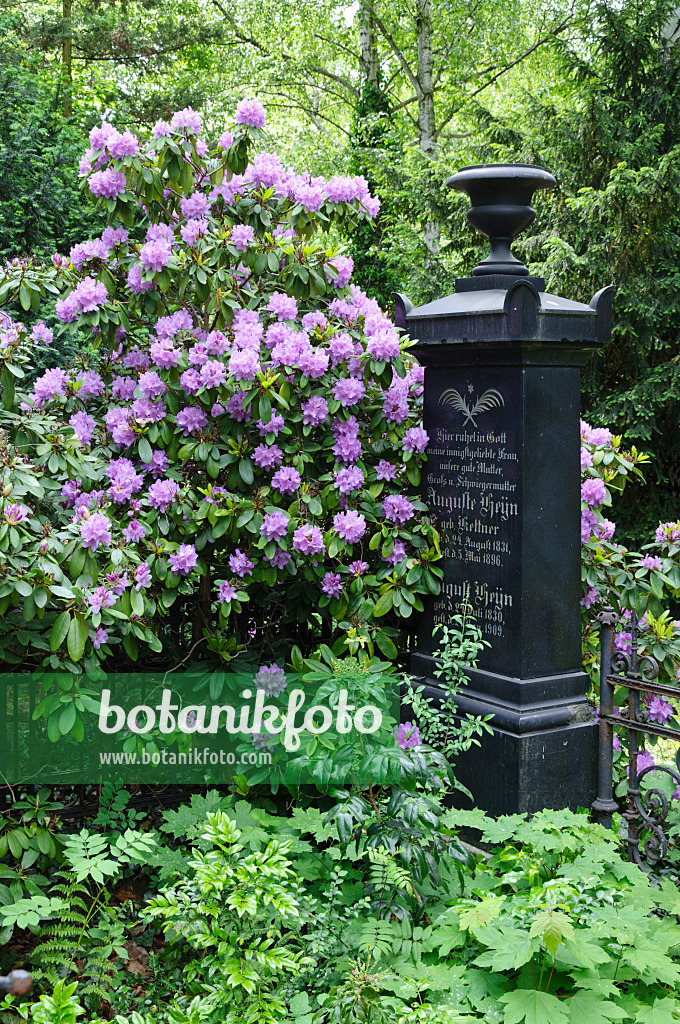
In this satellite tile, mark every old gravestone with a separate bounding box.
[396,164,613,815]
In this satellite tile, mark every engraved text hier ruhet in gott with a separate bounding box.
[422,368,522,674]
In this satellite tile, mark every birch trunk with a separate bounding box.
[416,0,435,157]
[359,1,378,84]
[62,0,73,117]
[415,0,439,256]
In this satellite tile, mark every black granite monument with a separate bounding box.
[397,164,613,815]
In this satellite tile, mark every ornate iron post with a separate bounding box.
[592,608,620,829]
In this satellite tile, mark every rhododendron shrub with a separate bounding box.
[0,103,441,684]
[579,421,680,786]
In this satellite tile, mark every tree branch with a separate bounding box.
[368,5,421,98]
[435,18,574,138]
[265,94,351,138]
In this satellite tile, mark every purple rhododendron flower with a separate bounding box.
[385,540,407,565]
[169,543,198,576]
[4,504,30,525]
[31,322,53,346]
[229,348,260,380]
[268,292,298,320]
[272,466,301,495]
[334,378,365,408]
[138,371,167,399]
[595,518,615,541]
[334,466,364,495]
[34,368,68,403]
[134,563,152,590]
[108,129,139,158]
[93,627,109,650]
[629,750,655,779]
[642,555,663,570]
[301,396,329,426]
[403,427,429,454]
[581,508,597,543]
[261,510,289,542]
[292,525,325,556]
[89,586,116,614]
[127,265,153,295]
[366,326,400,361]
[376,460,398,481]
[180,192,210,219]
[655,522,680,545]
[170,107,202,133]
[333,510,367,543]
[231,224,255,252]
[229,549,254,577]
[648,697,673,725]
[107,458,144,503]
[80,512,112,551]
[383,495,414,525]
[327,255,353,288]
[176,407,209,436]
[70,412,96,445]
[257,412,284,437]
[218,582,237,602]
[349,560,368,575]
[394,722,420,750]
[581,478,607,507]
[332,417,361,463]
[226,393,250,421]
[580,587,599,609]
[235,99,267,128]
[123,520,146,542]
[74,370,105,400]
[321,573,343,598]
[267,547,291,569]
[89,169,127,198]
[105,571,128,597]
[140,240,173,272]
[200,360,228,388]
[253,444,282,469]
[254,663,287,696]
[147,478,180,511]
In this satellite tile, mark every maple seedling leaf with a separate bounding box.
[500,989,569,1024]
[458,894,505,930]
[530,909,574,957]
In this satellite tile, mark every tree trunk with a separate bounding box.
[416,0,435,157]
[359,1,378,85]
[415,0,439,255]
[62,0,73,117]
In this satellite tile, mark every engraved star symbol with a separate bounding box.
[467,383,474,393]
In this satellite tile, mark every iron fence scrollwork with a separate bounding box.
[593,607,680,870]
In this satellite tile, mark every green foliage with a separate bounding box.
[0,30,104,262]
[403,596,493,765]
[143,810,311,1024]
[3,979,87,1024]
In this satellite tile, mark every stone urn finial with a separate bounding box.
[447,163,556,277]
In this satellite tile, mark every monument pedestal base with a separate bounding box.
[410,656,597,815]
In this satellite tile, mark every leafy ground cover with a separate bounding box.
[3,783,680,1023]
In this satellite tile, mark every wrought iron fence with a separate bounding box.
[593,607,680,869]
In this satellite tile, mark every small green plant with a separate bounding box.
[142,810,312,1024]
[403,597,493,764]
[2,979,89,1024]
[0,826,156,1006]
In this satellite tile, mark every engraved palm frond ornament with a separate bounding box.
[438,387,504,427]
